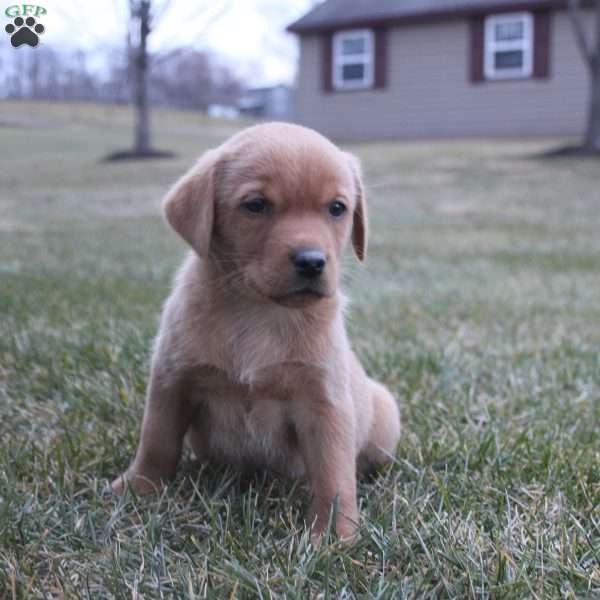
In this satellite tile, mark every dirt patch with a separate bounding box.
[540,145,600,158]
[103,149,176,162]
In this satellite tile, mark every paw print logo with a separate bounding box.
[5,16,45,48]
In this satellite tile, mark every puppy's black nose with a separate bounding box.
[291,248,326,279]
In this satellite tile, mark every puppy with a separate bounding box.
[112,123,401,540]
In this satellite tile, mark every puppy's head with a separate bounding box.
[163,123,367,307]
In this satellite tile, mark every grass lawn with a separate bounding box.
[1,100,599,598]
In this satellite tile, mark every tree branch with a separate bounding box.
[150,0,232,57]
[152,0,174,24]
[568,0,594,67]
[595,0,600,66]
[159,0,231,37]
[151,47,186,68]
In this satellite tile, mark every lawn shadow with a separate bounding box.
[536,144,600,159]
[102,149,177,162]
[176,458,306,502]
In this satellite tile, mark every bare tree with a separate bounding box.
[129,0,152,154]
[117,0,231,158]
[151,49,242,110]
[568,0,600,153]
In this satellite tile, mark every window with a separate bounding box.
[332,29,374,90]
[484,13,533,80]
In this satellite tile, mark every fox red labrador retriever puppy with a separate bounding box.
[112,123,400,541]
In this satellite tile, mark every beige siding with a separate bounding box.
[295,11,592,140]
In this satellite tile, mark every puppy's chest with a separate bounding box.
[193,362,311,407]
[197,305,326,385]
[191,365,304,472]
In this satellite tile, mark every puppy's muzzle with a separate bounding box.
[291,248,326,280]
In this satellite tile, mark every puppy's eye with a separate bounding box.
[242,197,271,215]
[328,200,347,218]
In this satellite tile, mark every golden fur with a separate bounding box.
[112,122,401,540]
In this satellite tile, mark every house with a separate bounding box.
[238,85,294,121]
[287,0,594,140]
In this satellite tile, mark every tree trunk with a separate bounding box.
[133,0,151,154]
[583,1,600,152]
[585,59,600,152]
[569,0,600,152]
[29,51,39,99]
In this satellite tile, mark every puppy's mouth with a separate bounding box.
[270,285,328,305]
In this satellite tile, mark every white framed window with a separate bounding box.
[332,29,374,90]
[484,13,533,80]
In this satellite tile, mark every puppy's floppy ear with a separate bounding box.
[344,152,368,262]
[163,149,220,258]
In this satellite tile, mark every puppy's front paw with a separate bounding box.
[336,520,359,544]
[309,506,359,545]
[110,471,164,496]
[310,523,359,546]
[111,475,126,495]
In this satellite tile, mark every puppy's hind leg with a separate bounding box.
[358,380,400,473]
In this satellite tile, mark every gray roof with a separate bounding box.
[288,0,564,32]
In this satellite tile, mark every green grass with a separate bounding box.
[1,100,600,598]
